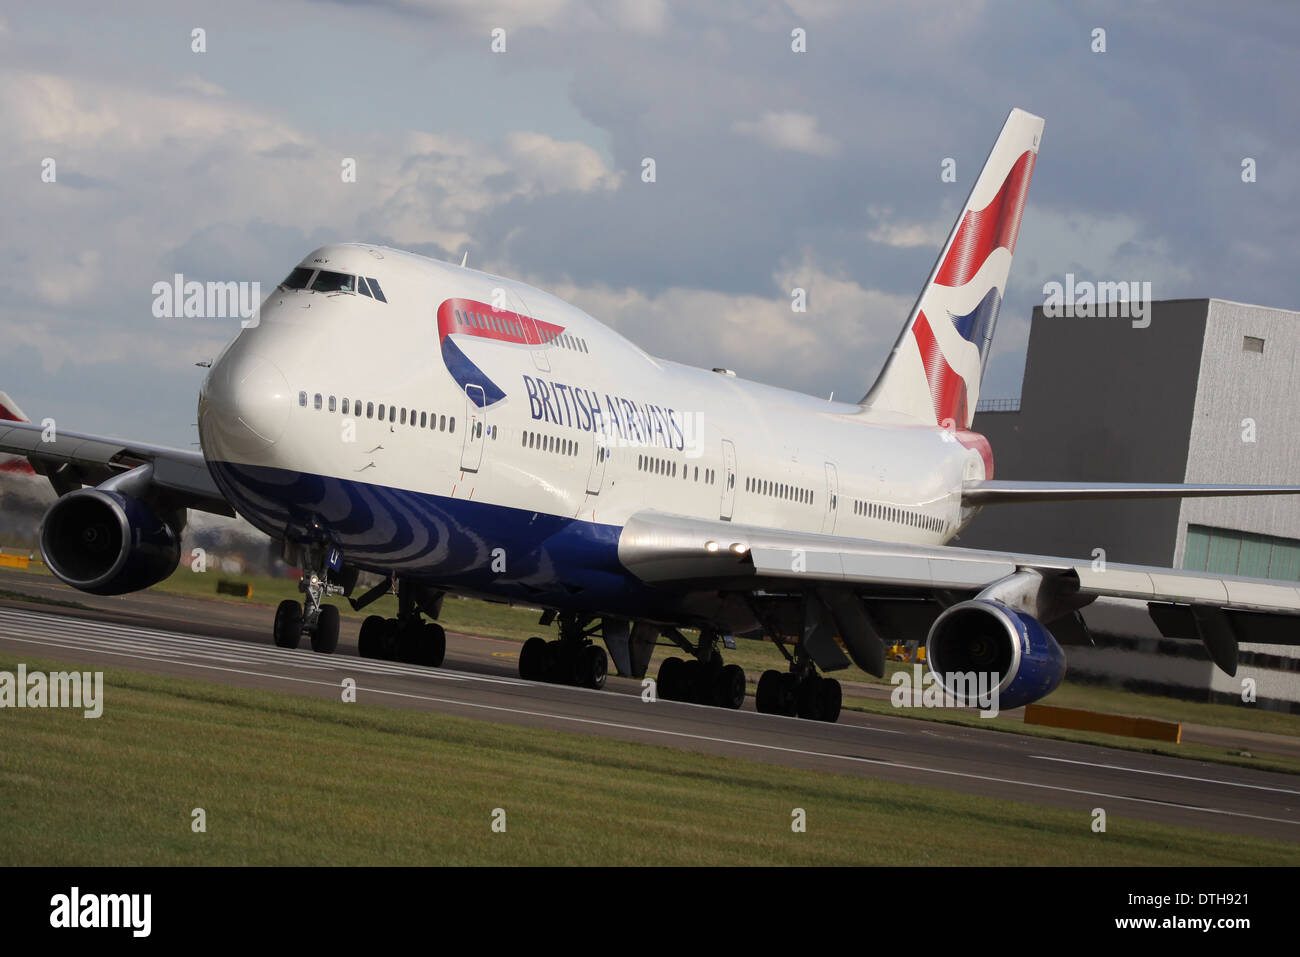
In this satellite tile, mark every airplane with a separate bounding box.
[5,107,1300,724]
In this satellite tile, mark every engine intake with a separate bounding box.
[40,488,182,596]
[925,599,1066,710]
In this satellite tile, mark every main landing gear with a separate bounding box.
[356,579,446,666]
[654,630,747,710]
[754,647,842,722]
[518,612,609,690]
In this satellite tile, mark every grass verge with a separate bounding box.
[1,651,1297,865]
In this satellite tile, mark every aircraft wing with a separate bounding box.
[617,510,1300,676]
[0,419,233,517]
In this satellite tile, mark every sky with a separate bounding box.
[1,0,1297,449]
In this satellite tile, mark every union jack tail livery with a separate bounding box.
[0,390,36,475]
[864,107,1042,431]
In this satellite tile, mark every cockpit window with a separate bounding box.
[310,270,357,293]
[367,278,387,303]
[281,267,315,290]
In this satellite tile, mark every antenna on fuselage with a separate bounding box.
[460,251,468,267]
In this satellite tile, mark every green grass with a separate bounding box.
[2,651,1296,865]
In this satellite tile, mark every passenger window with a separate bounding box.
[282,267,315,290]
[420,411,427,428]
[389,406,396,423]
[299,391,307,407]
[440,415,447,431]
[378,403,385,420]
[449,417,455,433]
[400,408,407,425]
[314,393,322,410]
[341,398,349,415]
[367,402,374,419]
[328,396,337,412]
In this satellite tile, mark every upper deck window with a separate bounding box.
[281,267,315,290]
[310,270,357,294]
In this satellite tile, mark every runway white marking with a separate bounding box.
[2,606,1296,829]
[0,606,529,687]
[1030,755,1300,796]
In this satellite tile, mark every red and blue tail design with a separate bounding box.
[436,298,565,407]
[864,108,1042,434]
[0,391,35,474]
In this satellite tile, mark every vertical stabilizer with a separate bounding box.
[863,108,1043,429]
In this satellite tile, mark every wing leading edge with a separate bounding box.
[0,419,233,516]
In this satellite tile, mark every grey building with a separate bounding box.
[964,299,1300,711]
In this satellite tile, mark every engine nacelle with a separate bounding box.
[924,599,1066,711]
[40,488,182,596]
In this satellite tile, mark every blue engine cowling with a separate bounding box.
[924,599,1066,710]
[40,488,182,596]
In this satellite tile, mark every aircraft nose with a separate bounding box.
[199,351,291,457]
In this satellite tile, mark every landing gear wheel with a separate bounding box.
[756,669,783,714]
[819,677,842,723]
[657,656,683,701]
[777,673,799,717]
[273,599,302,649]
[422,622,447,667]
[797,676,826,721]
[311,604,340,654]
[357,615,384,659]
[519,636,548,681]
[681,659,704,703]
[714,663,746,710]
[378,618,400,661]
[578,644,608,690]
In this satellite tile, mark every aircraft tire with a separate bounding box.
[519,636,548,680]
[311,604,340,654]
[273,599,302,649]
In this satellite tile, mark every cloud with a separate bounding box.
[731,110,839,157]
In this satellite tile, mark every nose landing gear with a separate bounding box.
[273,547,343,654]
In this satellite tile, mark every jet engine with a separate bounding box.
[40,481,183,596]
[924,598,1066,710]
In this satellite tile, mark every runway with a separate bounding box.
[1,571,1298,845]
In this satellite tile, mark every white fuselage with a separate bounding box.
[197,244,988,613]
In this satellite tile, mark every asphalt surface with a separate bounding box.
[1,568,1298,844]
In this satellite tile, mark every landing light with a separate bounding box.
[704,540,719,552]
[730,543,749,555]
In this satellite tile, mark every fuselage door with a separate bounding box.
[822,462,839,534]
[720,439,737,521]
[460,384,487,473]
[585,434,609,495]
